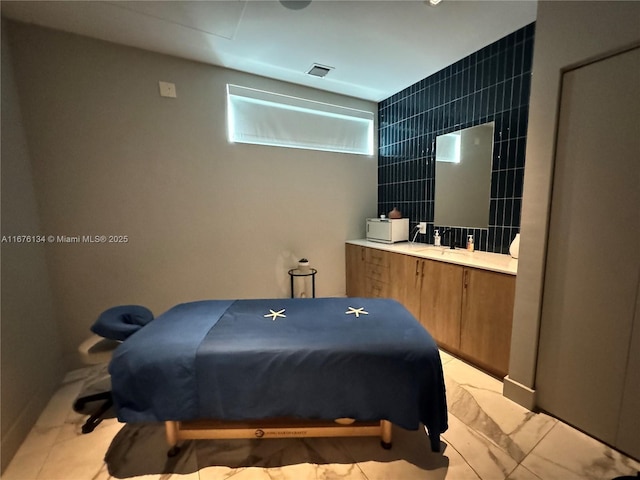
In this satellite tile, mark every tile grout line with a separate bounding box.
[506,462,544,480]
[505,420,560,480]
[32,432,57,480]
[442,412,519,480]
[443,370,557,476]
[442,437,484,479]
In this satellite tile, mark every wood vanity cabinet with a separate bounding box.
[346,243,516,378]
[345,243,367,297]
[401,255,422,319]
[345,244,405,303]
[459,268,516,378]
[363,247,390,298]
[417,260,515,377]
[418,260,464,355]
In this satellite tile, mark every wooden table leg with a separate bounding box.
[380,420,392,449]
[165,421,181,457]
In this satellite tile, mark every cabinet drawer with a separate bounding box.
[366,279,387,298]
[366,249,389,267]
[366,264,390,283]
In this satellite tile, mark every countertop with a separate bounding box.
[346,239,518,275]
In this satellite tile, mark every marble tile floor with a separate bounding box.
[3,351,639,480]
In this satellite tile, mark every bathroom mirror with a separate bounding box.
[434,122,494,228]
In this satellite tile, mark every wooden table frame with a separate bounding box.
[165,418,393,457]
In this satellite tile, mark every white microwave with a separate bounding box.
[366,218,409,244]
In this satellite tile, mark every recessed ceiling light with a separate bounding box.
[307,64,333,78]
[429,0,442,5]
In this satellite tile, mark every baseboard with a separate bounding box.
[503,375,537,411]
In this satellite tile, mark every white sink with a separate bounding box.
[443,248,472,256]
[415,245,447,253]
[417,246,473,257]
[417,245,451,252]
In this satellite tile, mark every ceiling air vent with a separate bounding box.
[307,64,333,78]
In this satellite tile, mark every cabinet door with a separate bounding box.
[419,260,463,353]
[402,256,423,320]
[460,268,515,378]
[387,252,409,306]
[345,244,366,297]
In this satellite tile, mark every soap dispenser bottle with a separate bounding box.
[467,235,474,252]
[434,229,441,247]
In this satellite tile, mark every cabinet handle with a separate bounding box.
[464,269,469,289]
[415,260,420,276]
[421,261,425,278]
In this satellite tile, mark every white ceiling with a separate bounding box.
[1,0,537,102]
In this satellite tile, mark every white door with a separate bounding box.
[536,46,640,458]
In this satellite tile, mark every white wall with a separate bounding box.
[504,1,640,408]
[0,20,64,472]
[4,21,378,369]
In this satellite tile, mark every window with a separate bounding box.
[226,84,374,156]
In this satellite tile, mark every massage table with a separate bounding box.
[108,297,448,456]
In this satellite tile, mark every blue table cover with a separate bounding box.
[109,297,448,436]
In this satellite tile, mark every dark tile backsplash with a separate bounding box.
[378,23,535,254]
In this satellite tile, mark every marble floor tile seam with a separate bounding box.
[445,403,560,479]
[445,434,545,480]
[528,419,640,473]
[506,463,545,480]
[498,426,556,480]
[331,439,373,480]
[445,408,517,464]
[299,435,373,480]
[440,435,483,479]
[503,447,549,480]
[502,420,640,480]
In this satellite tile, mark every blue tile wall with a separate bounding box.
[378,23,535,254]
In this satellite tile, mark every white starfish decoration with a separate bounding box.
[345,307,368,318]
[264,309,286,321]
